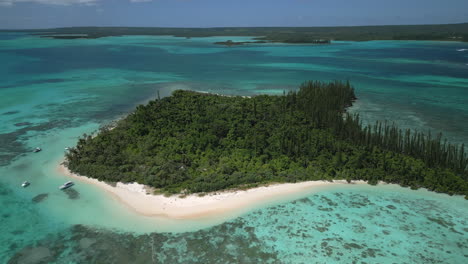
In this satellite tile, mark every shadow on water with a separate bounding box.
[62,188,80,200]
[31,193,48,203]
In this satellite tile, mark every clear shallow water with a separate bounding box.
[4,185,467,264]
[0,33,467,263]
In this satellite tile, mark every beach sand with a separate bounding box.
[57,164,367,220]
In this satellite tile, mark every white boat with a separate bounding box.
[457,49,467,52]
[65,147,70,150]
[59,181,74,190]
[21,181,30,188]
[33,147,42,153]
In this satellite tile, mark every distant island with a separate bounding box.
[214,40,268,46]
[65,81,468,198]
[214,39,330,46]
[3,23,467,44]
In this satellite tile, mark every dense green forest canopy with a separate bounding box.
[5,23,468,43]
[65,81,468,198]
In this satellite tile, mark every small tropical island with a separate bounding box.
[64,81,468,200]
[214,40,268,46]
[214,39,330,46]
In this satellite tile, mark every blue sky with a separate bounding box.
[1,0,467,29]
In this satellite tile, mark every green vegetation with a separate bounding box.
[65,81,468,197]
[214,40,268,46]
[13,23,468,43]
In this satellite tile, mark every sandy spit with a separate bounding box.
[57,164,366,220]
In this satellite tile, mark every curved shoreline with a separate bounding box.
[57,164,367,220]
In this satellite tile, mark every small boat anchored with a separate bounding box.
[21,181,30,188]
[457,49,467,52]
[33,147,42,153]
[59,181,74,190]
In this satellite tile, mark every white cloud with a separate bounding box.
[0,0,152,6]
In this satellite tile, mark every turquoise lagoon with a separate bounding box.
[0,33,467,263]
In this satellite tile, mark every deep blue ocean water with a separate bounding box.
[0,33,467,263]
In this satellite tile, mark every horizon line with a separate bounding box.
[1,21,468,31]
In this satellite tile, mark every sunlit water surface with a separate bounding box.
[0,33,467,263]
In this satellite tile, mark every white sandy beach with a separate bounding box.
[58,163,366,220]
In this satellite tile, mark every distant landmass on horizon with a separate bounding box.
[2,22,468,43]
